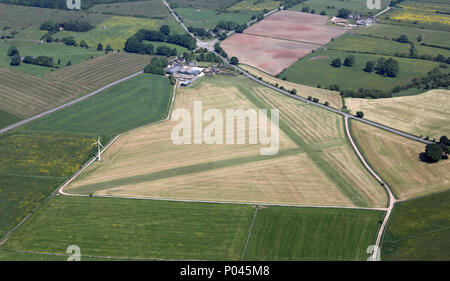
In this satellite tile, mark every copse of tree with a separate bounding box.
[331,58,341,68]
[188,26,211,38]
[160,25,170,36]
[144,56,168,76]
[395,34,409,43]
[375,57,399,77]
[10,55,20,66]
[301,6,310,13]
[337,8,351,19]
[61,21,94,32]
[40,21,59,32]
[343,55,355,67]
[7,46,19,57]
[62,37,77,46]
[156,46,177,57]
[234,24,247,34]
[363,61,375,72]
[340,88,392,99]
[216,21,240,31]
[218,32,227,41]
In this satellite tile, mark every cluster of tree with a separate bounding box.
[62,36,77,46]
[234,23,248,34]
[331,56,356,68]
[124,29,196,55]
[363,57,400,77]
[144,56,168,76]
[194,49,222,63]
[188,26,211,38]
[61,21,94,32]
[423,136,449,162]
[156,46,177,57]
[392,67,449,93]
[23,55,53,67]
[337,8,351,19]
[7,46,20,66]
[395,34,409,43]
[215,42,228,59]
[215,21,240,31]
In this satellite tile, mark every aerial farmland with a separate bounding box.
[0,0,448,270]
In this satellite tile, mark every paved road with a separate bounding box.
[226,63,433,145]
[0,71,143,135]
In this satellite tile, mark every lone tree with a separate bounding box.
[425,143,444,162]
[97,43,103,51]
[364,61,375,73]
[291,88,297,95]
[356,111,364,118]
[343,55,355,67]
[10,55,20,66]
[105,44,113,52]
[230,56,239,65]
[331,58,341,68]
[307,96,313,101]
[7,46,19,57]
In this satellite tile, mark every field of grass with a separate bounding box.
[1,196,255,260]
[45,52,148,90]
[88,0,170,19]
[228,0,280,12]
[0,68,86,119]
[0,109,20,129]
[20,74,173,137]
[245,207,383,260]
[240,64,342,108]
[167,0,237,10]
[0,3,109,31]
[0,40,104,76]
[0,249,123,261]
[174,7,253,29]
[0,132,96,238]
[350,120,450,200]
[346,89,450,139]
[65,74,386,208]
[144,40,189,55]
[382,1,450,32]
[54,16,186,50]
[280,49,443,92]
[328,33,450,59]
[382,190,450,260]
[290,0,389,17]
[354,24,450,49]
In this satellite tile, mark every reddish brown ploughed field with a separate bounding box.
[221,10,347,75]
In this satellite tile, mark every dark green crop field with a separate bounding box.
[1,196,255,260]
[382,190,450,261]
[244,207,383,261]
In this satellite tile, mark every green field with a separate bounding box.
[228,0,280,12]
[0,40,104,76]
[54,16,186,50]
[329,33,450,59]
[168,0,237,10]
[88,0,171,19]
[354,24,450,49]
[0,132,96,238]
[280,49,442,92]
[290,0,389,17]
[0,249,124,261]
[1,196,255,260]
[0,109,20,129]
[382,191,450,260]
[20,74,173,137]
[174,7,253,29]
[245,207,383,260]
[144,40,189,55]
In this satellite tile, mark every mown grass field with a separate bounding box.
[0,3,109,31]
[45,52,148,90]
[1,196,255,260]
[354,24,450,49]
[328,33,450,59]
[240,64,342,108]
[0,132,96,238]
[0,109,20,129]
[290,0,389,17]
[381,0,450,32]
[66,74,386,208]
[280,49,443,92]
[0,40,104,76]
[20,74,173,137]
[382,190,450,260]
[54,16,186,50]
[0,249,123,261]
[245,207,383,260]
[228,0,280,12]
[174,7,253,29]
[88,0,171,19]
[0,68,87,119]
[350,120,450,200]
[346,89,450,139]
